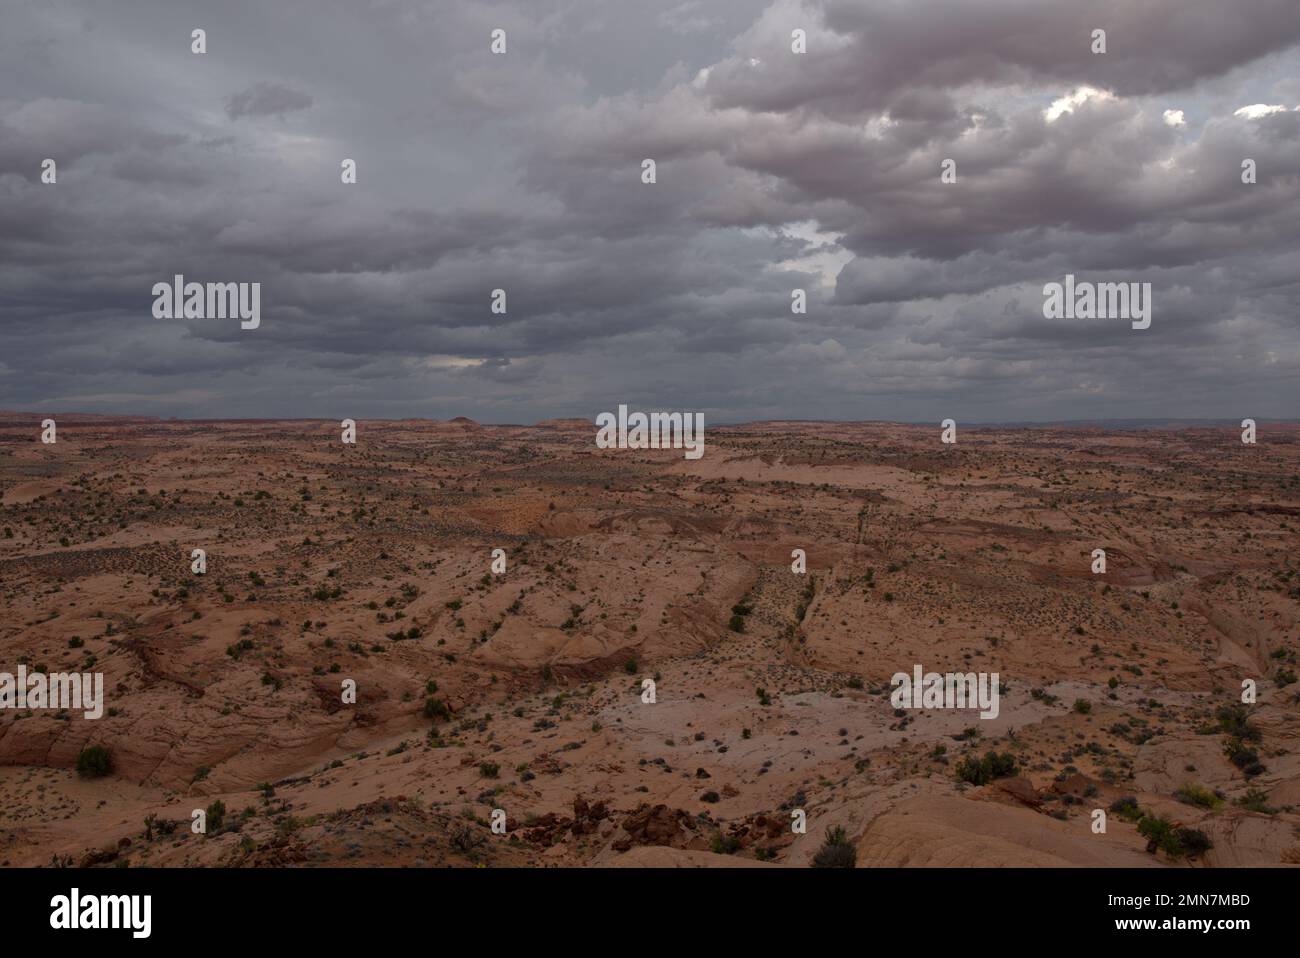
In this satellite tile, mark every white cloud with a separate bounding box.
[1045,86,1115,122]
[1233,103,1286,118]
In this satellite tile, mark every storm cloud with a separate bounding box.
[0,0,1297,422]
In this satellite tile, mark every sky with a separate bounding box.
[1,0,1299,424]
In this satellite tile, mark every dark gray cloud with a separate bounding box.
[224,81,313,120]
[704,0,1300,116]
[0,0,1297,423]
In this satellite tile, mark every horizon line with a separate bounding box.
[0,410,1291,431]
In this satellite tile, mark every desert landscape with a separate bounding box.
[0,412,1296,868]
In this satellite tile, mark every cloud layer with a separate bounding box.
[1,0,1298,422]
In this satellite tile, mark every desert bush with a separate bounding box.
[1216,705,1261,742]
[1109,796,1142,822]
[1137,814,1181,857]
[1175,783,1223,809]
[1235,788,1278,814]
[450,822,485,853]
[226,638,254,658]
[1224,738,1266,777]
[76,745,113,778]
[955,751,1018,786]
[811,826,857,868]
[1175,826,1214,858]
[206,799,226,832]
[710,832,742,855]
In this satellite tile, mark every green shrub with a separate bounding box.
[1136,817,1212,859]
[1175,783,1223,809]
[811,826,857,868]
[1176,827,1213,858]
[1235,788,1278,814]
[1109,796,1142,822]
[76,745,113,778]
[1137,814,1182,857]
[1216,705,1261,742]
[955,751,1018,786]
[205,799,226,832]
[710,832,742,855]
[1224,738,1266,777]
